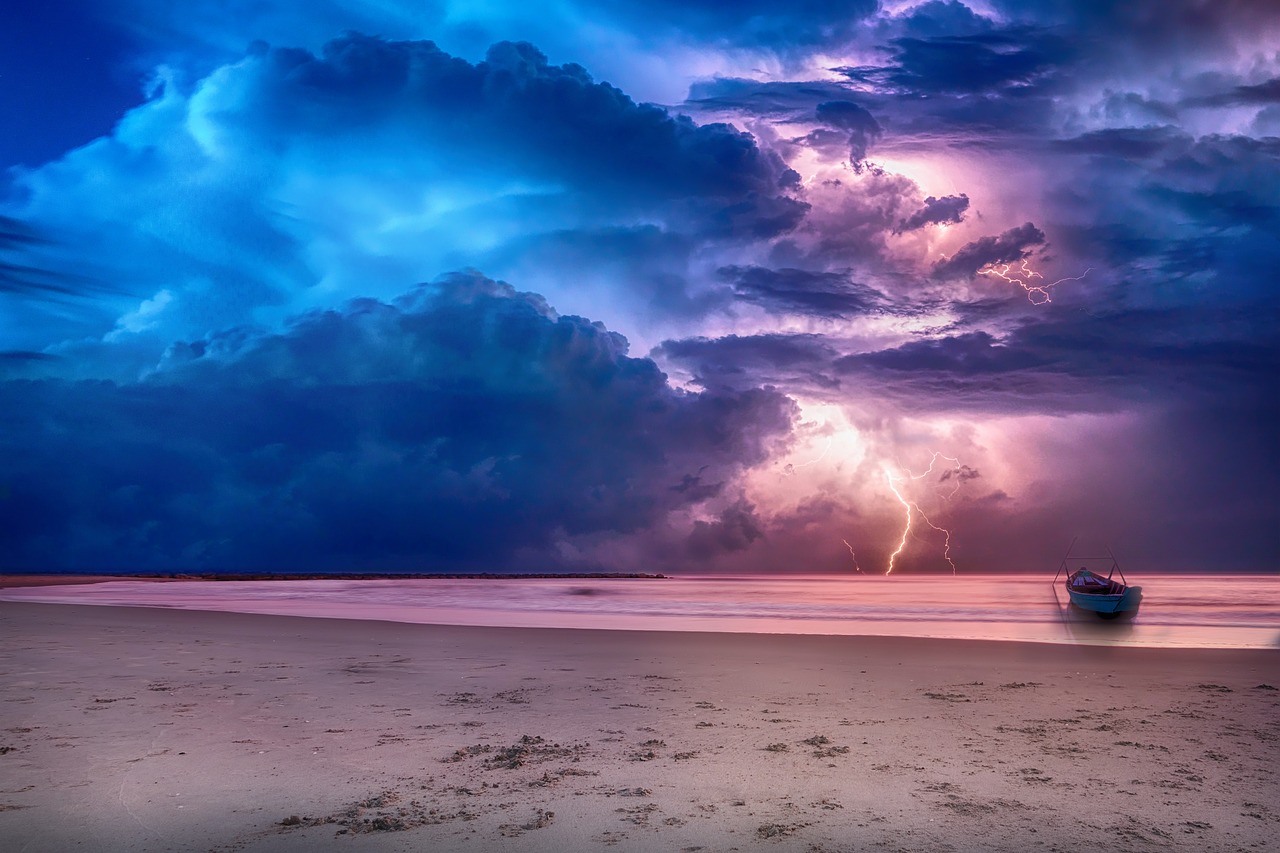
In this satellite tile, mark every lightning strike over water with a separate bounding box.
[978,260,1091,304]
[884,467,915,575]
[841,539,863,573]
[913,505,956,576]
[883,453,963,575]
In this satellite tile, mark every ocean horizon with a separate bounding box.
[4,573,1277,650]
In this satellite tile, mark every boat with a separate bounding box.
[1052,539,1142,618]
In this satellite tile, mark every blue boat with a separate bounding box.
[1053,541,1142,619]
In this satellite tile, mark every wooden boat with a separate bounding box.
[1052,540,1142,618]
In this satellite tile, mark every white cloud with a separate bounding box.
[107,289,174,339]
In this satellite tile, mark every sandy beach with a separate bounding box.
[1,602,1276,852]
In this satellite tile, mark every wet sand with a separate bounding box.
[1,602,1276,852]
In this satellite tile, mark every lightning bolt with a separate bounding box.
[784,437,833,476]
[978,259,1091,305]
[841,539,863,573]
[884,467,914,576]
[883,452,962,575]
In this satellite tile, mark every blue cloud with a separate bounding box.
[0,273,794,572]
[235,36,793,201]
[3,33,805,363]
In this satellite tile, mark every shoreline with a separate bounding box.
[3,602,1278,852]
[3,599,1276,662]
[3,575,1276,650]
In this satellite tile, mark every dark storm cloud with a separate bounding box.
[654,333,839,393]
[1151,188,1280,230]
[695,31,1068,145]
[670,468,722,502]
[702,193,811,240]
[836,302,1279,416]
[1048,131,1280,299]
[894,1,998,38]
[691,78,1055,148]
[0,273,795,572]
[895,193,969,233]
[814,100,882,165]
[682,3,1063,139]
[719,265,887,318]
[832,329,1078,411]
[786,2,1278,151]
[845,331,1046,375]
[1051,126,1191,160]
[686,498,764,559]
[837,29,1071,96]
[245,34,795,203]
[1142,136,1280,236]
[932,223,1046,279]
[1183,77,1280,108]
[652,305,1226,412]
[686,78,861,119]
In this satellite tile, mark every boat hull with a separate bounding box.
[1067,585,1142,615]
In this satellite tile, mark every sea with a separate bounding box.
[3,574,1277,649]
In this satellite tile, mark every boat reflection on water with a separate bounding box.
[1051,588,1140,644]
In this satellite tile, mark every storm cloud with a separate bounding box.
[3,0,1278,573]
[0,274,794,572]
[814,100,883,166]
[895,194,970,233]
[0,31,805,359]
[718,266,887,318]
[932,223,1047,279]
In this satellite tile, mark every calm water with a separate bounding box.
[3,574,1277,649]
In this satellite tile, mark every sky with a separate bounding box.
[2,0,1277,575]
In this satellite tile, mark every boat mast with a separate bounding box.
[1052,535,1079,585]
